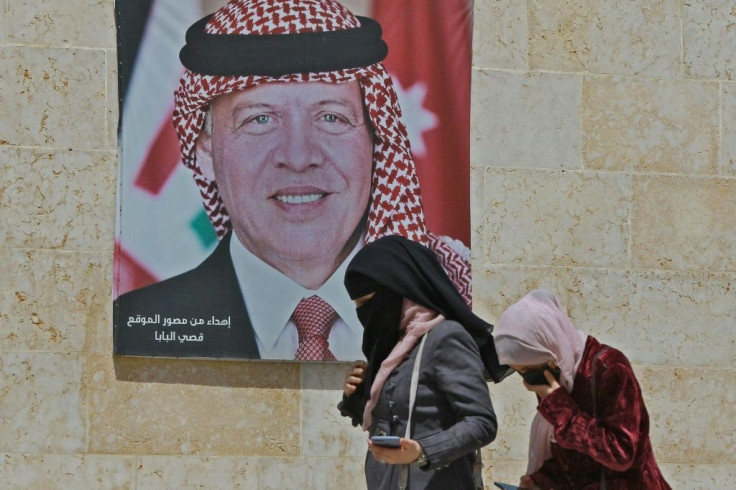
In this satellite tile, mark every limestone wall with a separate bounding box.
[0,0,733,488]
[470,0,735,485]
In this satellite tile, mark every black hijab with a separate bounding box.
[340,235,511,424]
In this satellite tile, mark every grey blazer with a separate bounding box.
[363,320,497,489]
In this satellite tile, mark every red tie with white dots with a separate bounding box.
[292,295,338,361]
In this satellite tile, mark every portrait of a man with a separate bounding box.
[113,0,472,361]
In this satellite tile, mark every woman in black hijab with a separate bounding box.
[339,235,510,490]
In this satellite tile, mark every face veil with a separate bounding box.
[340,235,512,425]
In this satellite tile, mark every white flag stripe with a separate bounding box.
[118,0,214,283]
[119,165,212,278]
[122,0,202,171]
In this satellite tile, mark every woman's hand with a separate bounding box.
[368,437,423,465]
[519,475,541,489]
[523,369,561,399]
[343,360,366,396]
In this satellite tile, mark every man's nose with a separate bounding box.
[275,118,323,171]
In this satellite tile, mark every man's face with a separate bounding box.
[203,80,373,273]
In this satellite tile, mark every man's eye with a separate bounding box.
[316,112,357,135]
[235,113,277,134]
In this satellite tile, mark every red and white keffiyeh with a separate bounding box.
[172,0,471,303]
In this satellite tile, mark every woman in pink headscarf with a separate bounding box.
[494,289,670,490]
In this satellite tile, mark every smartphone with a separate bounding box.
[521,366,561,386]
[494,483,520,490]
[370,435,401,447]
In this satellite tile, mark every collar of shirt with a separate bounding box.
[229,233,364,354]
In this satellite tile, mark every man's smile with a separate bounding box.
[274,193,326,204]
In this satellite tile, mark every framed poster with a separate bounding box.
[113,0,473,360]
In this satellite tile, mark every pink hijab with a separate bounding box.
[362,298,445,430]
[493,289,587,474]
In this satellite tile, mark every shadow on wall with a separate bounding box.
[113,356,306,389]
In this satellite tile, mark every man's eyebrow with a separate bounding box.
[316,98,357,107]
[231,102,274,112]
[315,99,363,116]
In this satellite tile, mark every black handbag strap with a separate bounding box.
[591,347,610,490]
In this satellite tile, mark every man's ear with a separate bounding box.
[195,131,216,181]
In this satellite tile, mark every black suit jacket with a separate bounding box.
[114,233,260,358]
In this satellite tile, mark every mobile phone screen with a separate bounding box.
[370,435,401,447]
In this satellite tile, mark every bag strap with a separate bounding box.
[591,347,610,490]
[405,334,428,438]
[399,333,429,490]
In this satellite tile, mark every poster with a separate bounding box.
[113,0,473,360]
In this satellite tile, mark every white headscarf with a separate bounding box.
[493,289,588,473]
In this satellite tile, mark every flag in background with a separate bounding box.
[115,0,216,297]
[372,0,473,246]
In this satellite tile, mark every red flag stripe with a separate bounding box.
[372,0,472,245]
[114,241,159,298]
[134,107,182,195]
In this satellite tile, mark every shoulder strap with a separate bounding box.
[406,333,429,437]
[399,332,429,490]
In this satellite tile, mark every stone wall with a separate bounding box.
[470,0,735,486]
[0,0,733,488]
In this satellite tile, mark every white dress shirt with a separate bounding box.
[229,234,366,361]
